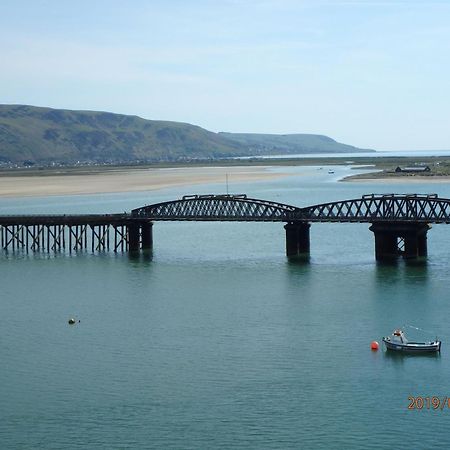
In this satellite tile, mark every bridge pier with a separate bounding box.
[369,223,430,261]
[127,222,153,252]
[128,224,140,252]
[141,222,153,250]
[284,222,310,257]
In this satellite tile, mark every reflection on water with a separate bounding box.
[128,249,153,264]
[375,260,429,285]
[383,349,441,360]
[2,167,450,449]
[286,254,311,264]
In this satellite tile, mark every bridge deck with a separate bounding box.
[0,214,139,226]
[0,214,151,253]
[1,193,449,258]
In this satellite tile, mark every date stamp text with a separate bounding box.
[408,396,450,410]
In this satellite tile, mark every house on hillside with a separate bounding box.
[395,166,431,173]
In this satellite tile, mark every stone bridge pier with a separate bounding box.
[369,222,431,261]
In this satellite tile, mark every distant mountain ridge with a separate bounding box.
[219,132,369,155]
[0,105,373,165]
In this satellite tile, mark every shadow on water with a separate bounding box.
[375,258,428,283]
[383,349,441,365]
[404,257,428,269]
[285,255,312,275]
[286,254,310,265]
[127,250,153,266]
[283,256,313,291]
[375,256,428,267]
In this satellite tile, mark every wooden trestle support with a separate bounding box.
[0,220,153,253]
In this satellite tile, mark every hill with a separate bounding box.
[0,105,372,166]
[219,132,370,155]
[0,105,245,165]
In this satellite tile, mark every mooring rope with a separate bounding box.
[403,324,439,340]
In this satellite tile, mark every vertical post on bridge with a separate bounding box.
[128,223,140,252]
[403,225,431,259]
[417,232,428,257]
[284,222,310,257]
[370,225,398,261]
[141,222,153,251]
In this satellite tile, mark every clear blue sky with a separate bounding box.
[1,0,449,150]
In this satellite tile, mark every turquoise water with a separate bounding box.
[2,166,450,449]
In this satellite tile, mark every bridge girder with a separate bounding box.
[132,194,299,222]
[294,194,450,223]
[132,193,450,224]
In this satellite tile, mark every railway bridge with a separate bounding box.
[1,193,450,261]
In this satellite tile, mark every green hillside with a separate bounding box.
[219,132,371,155]
[0,105,243,165]
[0,105,372,165]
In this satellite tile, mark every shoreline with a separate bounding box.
[344,175,450,183]
[2,156,450,198]
[343,169,450,183]
[0,165,290,198]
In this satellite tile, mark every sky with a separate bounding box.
[1,0,449,150]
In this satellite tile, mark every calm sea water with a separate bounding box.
[2,165,450,449]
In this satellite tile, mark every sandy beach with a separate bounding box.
[0,165,288,198]
[2,163,450,198]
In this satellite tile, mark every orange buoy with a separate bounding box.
[371,340,379,351]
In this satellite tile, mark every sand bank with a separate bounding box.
[345,175,450,183]
[0,166,288,198]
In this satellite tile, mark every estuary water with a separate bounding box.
[2,165,450,449]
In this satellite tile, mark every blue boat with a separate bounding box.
[382,329,441,353]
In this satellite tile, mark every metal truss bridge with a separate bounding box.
[2,193,450,260]
[131,194,298,222]
[132,193,450,224]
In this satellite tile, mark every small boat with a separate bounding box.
[382,329,441,353]
[328,170,335,174]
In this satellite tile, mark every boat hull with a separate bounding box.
[383,338,441,353]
